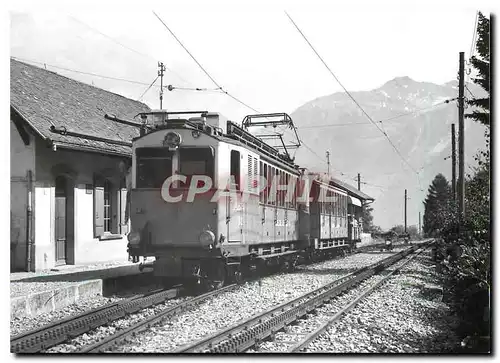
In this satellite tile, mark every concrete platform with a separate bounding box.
[10,261,153,319]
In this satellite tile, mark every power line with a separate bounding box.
[284,11,420,178]
[468,11,479,61]
[465,84,477,100]
[152,10,330,176]
[11,56,157,86]
[12,56,222,99]
[138,75,159,101]
[152,11,260,114]
[297,99,456,129]
[68,15,192,86]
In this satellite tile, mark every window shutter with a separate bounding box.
[94,177,105,237]
[120,188,129,235]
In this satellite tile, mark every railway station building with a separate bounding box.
[10,59,150,272]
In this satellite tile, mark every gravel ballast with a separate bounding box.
[12,248,419,353]
[105,250,404,353]
[301,251,460,353]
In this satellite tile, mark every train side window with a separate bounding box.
[268,166,274,205]
[328,190,332,215]
[230,150,240,191]
[263,162,268,204]
[285,173,289,208]
[259,161,263,203]
[278,170,285,207]
[278,169,283,207]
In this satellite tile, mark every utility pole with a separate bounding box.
[458,52,465,217]
[357,173,361,191]
[326,151,330,176]
[158,62,166,109]
[404,189,407,233]
[451,123,457,201]
[419,211,421,237]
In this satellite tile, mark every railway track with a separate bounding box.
[284,244,429,352]
[77,283,239,353]
[10,287,183,353]
[173,241,433,353]
[11,241,428,354]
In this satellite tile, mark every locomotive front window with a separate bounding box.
[136,148,173,188]
[179,147,214,180]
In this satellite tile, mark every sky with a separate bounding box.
[2,0,496,233]
[7,1,488,123]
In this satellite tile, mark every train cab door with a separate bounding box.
[227,150,243,243]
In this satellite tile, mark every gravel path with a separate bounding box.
[106,250,403,353]
[301,251,460,353]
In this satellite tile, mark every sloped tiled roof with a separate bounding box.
[10,59,151,156]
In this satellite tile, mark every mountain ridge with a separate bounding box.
[287,76,487,229]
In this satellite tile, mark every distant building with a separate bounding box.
[10,59,150,271]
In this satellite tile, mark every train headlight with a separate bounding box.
[199,230,215,245]
[128,231,141,245]
[163,132,182,149]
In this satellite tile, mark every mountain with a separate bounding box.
[287,77,487,230]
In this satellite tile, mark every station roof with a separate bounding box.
[328,176,375,202]
[10,58,150,157]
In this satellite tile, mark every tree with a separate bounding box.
[407,225,419,239]
[390,225,405,235]
[362,204,374,232]
[423,174,454,237]
[466,12,490,128]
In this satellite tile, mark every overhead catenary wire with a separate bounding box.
[297,98,457,129]
[138,75,159,101]
[151,11,324,171]
[11,56,222,98]
[152,11,261,114]
[284,11,421,178]
[68,15,193,87]
[11,56,159,86]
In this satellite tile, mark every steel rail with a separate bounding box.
[289,244,431,352]
[79,283,239,353]
[11,287,181,353]
[174,242,430,353]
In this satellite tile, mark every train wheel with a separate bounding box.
[208,262,226,290]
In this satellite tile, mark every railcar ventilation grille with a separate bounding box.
[248,155,253,191]
[253,158,258,194]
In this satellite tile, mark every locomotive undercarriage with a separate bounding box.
[133,237,352,290]
[134,241,305,289]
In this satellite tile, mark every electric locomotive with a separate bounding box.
[127,111,366,287]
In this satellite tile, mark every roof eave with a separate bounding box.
[10,104,49,141]
[53,141,132,158]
